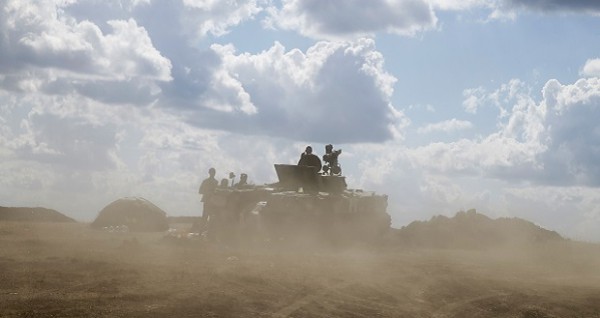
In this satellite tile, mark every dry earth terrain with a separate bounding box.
[1,221,600,317]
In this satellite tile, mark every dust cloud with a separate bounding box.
[1,205,600,317]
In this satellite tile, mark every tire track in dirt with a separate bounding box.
[271,281,354,318]
[271,281,409,317]
[430,291,512,318]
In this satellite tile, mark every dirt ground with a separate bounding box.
[1,222,600,317]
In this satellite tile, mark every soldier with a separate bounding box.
[220,178,229,187]
[322,144,342,175]
[297,146,322,172]
[199,167,218,224]
[235,173,249,188]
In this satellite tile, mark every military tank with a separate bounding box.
[206,164,391,245]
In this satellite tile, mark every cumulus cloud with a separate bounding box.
[417,119,473,134]
[411,76,600,188]
[17,112,120,171]
[260,0,600,38]
[541,78,600,186]
[0,93,129,172]
[265,0,438,40]
[0,1,172,80]
[1,1,406,143]
[0,0,172,105]
[173,39,407,143]
[462,87,486,114]
[0,89,134,217]
[428,0,490,11]
[378,79,547,181]
[63,0,263,40]
[581,58,600,77]
[182,0,264,38]
[463,79,532,117]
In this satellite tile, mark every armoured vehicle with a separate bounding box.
[206,164,391,244]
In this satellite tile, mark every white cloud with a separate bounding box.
[265,0,438,40]
[1,1,171,81]
[542,78,600,114]
[581,58,600,77]
[102,19,172,81]
[182,0,264,38]
[411,80,546,178]
[1,95,130,172]
[363,78,554,185]
[541,77,600,186]
[462,87,486,114]
[0,0,172,108]
[462,79,533,118]
[202,61,258,114]
[417,118,473,134]
[408,104,435,112]
[20,0,407,143]
[176,39,406,143]
[428,0,490,11]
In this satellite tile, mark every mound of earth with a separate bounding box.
[91,197,169,232]
[0,206,75,223]
[394,209,564,249]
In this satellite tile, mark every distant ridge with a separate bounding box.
[0,206,76,223]
[394,209,564,249]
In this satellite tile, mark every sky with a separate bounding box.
[1,0,600,241]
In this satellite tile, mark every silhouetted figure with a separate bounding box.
[297,146,322,172]
[228,172,236,187]
[235,173,249,188]
[199,167,218,224]
[322,144,342,176]
[219,178,229,187]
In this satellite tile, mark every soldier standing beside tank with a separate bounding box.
[199,167,218,226]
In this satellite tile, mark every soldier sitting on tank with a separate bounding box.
[297,146,322,172]
[219,178,229,187]
[322,144,342,176]
[297,146,322,193]
[234,173,249,188]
